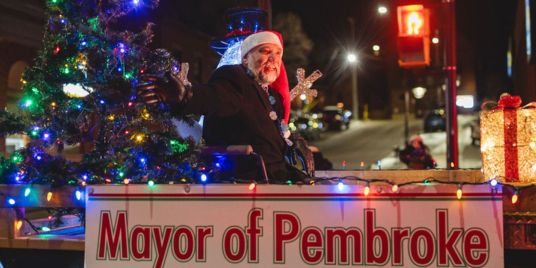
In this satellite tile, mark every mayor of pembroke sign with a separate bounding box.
[85,184,502,268]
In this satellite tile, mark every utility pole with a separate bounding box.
[404,90,410,145]
[348,17,359,120]
[351,61,359,120]
[444,0,458,169]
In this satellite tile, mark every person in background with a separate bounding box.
[399,135,436,169]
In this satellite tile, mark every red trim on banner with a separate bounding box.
[89,192,496,198]
[503,109,519,181]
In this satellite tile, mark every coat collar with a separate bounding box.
[242,65,272,111]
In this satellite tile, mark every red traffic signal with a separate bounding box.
[396,4,430,68]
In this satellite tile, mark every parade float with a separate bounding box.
[0,1,535,267]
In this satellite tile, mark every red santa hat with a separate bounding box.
[241,31,291,124]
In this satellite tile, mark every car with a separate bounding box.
[423,108,446,132]
[321,106,352,130]
[288,111,324,140]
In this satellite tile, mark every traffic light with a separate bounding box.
[396,4,430,68]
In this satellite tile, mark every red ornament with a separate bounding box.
[53,46,61,55]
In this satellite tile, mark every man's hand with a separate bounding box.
[138,72,192,106]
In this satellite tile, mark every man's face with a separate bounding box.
[243,43,282,85]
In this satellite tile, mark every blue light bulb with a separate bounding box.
[337,182,344,191]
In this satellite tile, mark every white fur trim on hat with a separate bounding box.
[240,31,282,59]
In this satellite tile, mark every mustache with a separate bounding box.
[262,62,278,68]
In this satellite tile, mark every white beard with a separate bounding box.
[246,60,279,85]
[258,70,278,84]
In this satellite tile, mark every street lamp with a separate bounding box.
[378,5,388,15]
[347,52,359,120]
[411,86,427,117]
[403,87,427,144]
[411,86,427,99]
[347,53,357,63]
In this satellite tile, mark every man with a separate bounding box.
[141,31,308,181]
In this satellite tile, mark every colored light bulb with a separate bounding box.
[391,184,399,192]
[337,182,344,191]
[456,185,463,200]
[248,183,256,191]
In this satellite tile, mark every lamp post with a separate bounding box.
[347,17,359,120]
[403,87,427,144]
[347,52,359,120]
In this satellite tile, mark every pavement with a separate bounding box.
[371,114,482,169]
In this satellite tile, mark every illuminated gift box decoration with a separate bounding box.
[480,95,536,183]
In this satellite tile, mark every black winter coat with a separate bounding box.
[182,65,301,180]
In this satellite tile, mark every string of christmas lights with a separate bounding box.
[2,175,534,210]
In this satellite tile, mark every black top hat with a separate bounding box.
[210,7,267,56]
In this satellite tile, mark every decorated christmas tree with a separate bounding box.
[0,0,198,186]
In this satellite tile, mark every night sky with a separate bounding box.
[271,0,517,100]
[155,0,517,102]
